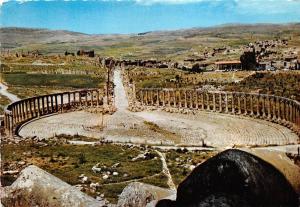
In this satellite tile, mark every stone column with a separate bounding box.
[156,89,160,106]
[24,100,28,120]
[68,92,71,106]
[237,94,241,114]
[277,97,281,121]
[97,90,100,106]
[212,93,216,112]
[37,97,41,117]
[29,99,33,118]
[168,90,171,107]
[162,90,165,106]
[225,93,228,113]
[231,93,235,114]
[243,94,247,115]
[206,93,210,111]
[151,90,154,105]
[201,93,204,110]
[179,90,182,108]
[61,94,64,112]
[256,95,260,117]
[173,90,177,107]
[262,96,266,118]
[50,95,54,112]
[33,98,37,117]
[85,92,88,107]
[184,90,187,108]
[196,91,199,109]
[250,95,254,116]
[219,93,222,112]
[55,95,58,112]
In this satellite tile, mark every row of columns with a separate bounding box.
[138,89,300,134]
[4,89,103,136]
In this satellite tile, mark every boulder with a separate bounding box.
[1,165,105,207]
[157,149,299,207]
[117,182,175,207]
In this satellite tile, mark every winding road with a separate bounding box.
[0,82,20,103]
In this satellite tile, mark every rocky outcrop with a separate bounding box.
[1,165,106,207]
[156,149,300,207]
[117,182,175,207]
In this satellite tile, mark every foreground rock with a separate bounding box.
[117,182,175,207]
[157,149,300,207]
[1,165,107,207]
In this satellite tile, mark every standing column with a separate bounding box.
[231,93,235,114]
[206,93,210,111]
[277,97,281,122]
[162,90,166,106]
[55,95,59,112]
[262,96,266,118]
[140,90,144,106]
[184,90,187,108]
[243,94,247,115]
[33,98,37,117]
[173,90,177,107]
[178,90,182,108]
[212,93,216,112]
[201,93,205,110]
[219,93,222,112]
[85,92,88,107]
[225,93,228,113]
[196,91,199,109]
[51,95,54,112]
[237,94,241,114]
[151,90,154,105]
[250,95,254,116]
[156,89,160,106]
[24,100,29,120]
[29,99,33,118]
[68,92,71,106]
[256,95,260,117]
[168,90,171,107]
[37,97,41,117]
[61,94,64,112]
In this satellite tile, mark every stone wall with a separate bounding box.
[3,89,104,137]
[136,88,300,137]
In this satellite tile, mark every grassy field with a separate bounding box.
[1,141,167,203]
[2,73,103,89]
[166,149,217,186]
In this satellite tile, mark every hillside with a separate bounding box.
[1,23,300,60]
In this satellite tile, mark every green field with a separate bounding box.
[1,141,167,203]
[2,73,103,89]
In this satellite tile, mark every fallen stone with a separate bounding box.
[1,165,105,207]
[117,182,175,207]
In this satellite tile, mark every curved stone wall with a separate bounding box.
[4,89,104,136]
[137,89,300,137]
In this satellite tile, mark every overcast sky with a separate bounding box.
[1,0,300,34]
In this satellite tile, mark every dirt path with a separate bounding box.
[0,82,20,103]
[155,150,176,190]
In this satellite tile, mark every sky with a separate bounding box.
[0,0,300,34]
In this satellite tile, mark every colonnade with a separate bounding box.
[4,89,103,136]
[138,88,300,136]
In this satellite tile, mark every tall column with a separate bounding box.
[184,90,187,108]
[206,93,210,111]
[24,100,29,120]
[156,89,160,106]
[212,93,216,112]
[256,95,260,117]
[151,90,154,105]
[231,93,235,114]
[262,96,266,118]
[68,92,71,106]
[85,92,88,107]
[179,90,182,108]
[37,97,41,117]
[97,90,100,106]
[201,93,204,110]
[219,93,222,112]
[168,90,171,107]
[173,90,177,107]
[29,99,33,118]
[55,95,59,112]
[237,94,241,114]
[139,90,143,105]
[277,97,281,122]
[243,94,247,115]
[33,98,37,117]
[196,91,199,109]
[250,95,254,116]
[61,94,64,112]
[51,95,54,112]
[225,93,228,113]
[162,90,166,106]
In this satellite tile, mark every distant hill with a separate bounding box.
[1,23,299,59]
